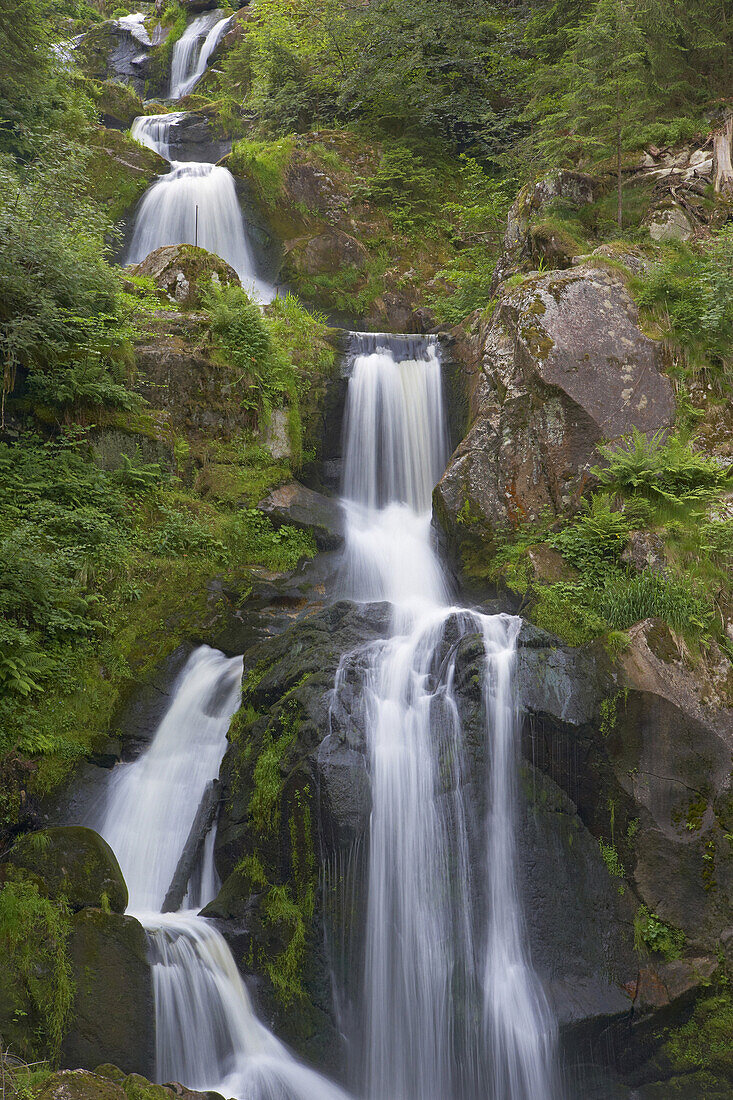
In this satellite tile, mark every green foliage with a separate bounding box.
[634,904,686,959]
[599,837,625,879]
[531,582,608,645]
[596,568,712,632]
[633,231,733,392]
[593,429,732,512]
[660,991,733,1080]
[551,496,630,581]
[248,710,297,835]
[228,135,296,199]
[0,152,132,418]
[0,878,74,1061]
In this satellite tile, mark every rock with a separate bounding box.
[62,909,155,1077]
[86,127,167,223]
[528,221,581,268]
[647,202,693,241]
[433,264,675,547]
[630,956,718,1011]
[6,826,128,913]
[75,18,154,96]
[130,245,240,308]
[258,481,344,550]
[94,80,144,129]
[263,408,291,460]
[621,531,666,573]
[504,170,600,252]
[289,229,368,277]
[35,1070,127,1100]
[150,112,231,164]
[180,0,221,11]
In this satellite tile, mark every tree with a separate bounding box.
[528,0,652,227]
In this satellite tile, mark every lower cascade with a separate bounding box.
[90,647,349,1100]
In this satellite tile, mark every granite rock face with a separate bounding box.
[434,264,675,545]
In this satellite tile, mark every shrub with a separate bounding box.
[551,495,630,581]
[634,904,686,960]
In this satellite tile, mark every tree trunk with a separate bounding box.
[616,82,623,229]
[713,111,733,194]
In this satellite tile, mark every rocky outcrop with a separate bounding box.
[433,263,675,548]
[258,482,344,550]
[62,910,155,1078]
[5,826,128,913]
[504,170,600,252]
[36,1070,128,1100]
[129,245,240,308]
[75,17,155,96]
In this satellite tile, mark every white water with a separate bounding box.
[169,10,233,99]
[334,333,558,1099]
[93,645,349,1100]
[124,160,273,299]
[131,112,187,160]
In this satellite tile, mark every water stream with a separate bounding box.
[169,10,233,100]
[334,333,558,1099]
[92,646,349,1100]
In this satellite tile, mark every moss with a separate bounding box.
[229,136,296,204]
[84,127,165,222]
[0,878,74,1063]
[530,584,607,646]
[659,992,733,1081]
[93,80,143,127]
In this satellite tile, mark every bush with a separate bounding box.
[551,495,630,581]
[0,878,74,1061]
[634,904,686,960]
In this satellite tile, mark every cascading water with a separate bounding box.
[131,113,187,160]
[124,152,273,299]
[333,332,558,1099]
[169,10,234,100]
[92,645,350,1100]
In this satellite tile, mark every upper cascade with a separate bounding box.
[169,10,234,100]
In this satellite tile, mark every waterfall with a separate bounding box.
[169,11,233,100]
[333,332,558,1099]
[131,113,187,160]
[124,159,273,300]
[92,645,350,1100]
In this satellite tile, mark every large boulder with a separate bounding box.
[257,481,344,550]
[129,245,240,308]
[6,826,128,913]
[62,909,155,1077]
[433,264,675,548]
[75,17,155,96]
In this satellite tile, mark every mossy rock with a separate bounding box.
[129,244,240,308]
[94,80,143,129]
[62,909,154,1077]
[7,826,128,913]
[35,1070,127,1100]
[85,127,166,223]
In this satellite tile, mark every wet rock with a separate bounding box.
[75,18,154,96]
[5,826,128,913]
[433,264,675,548]
[130,245,240,308]
[258,481,344,550]
[160,112,231,164]
[62,910,154,1077]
